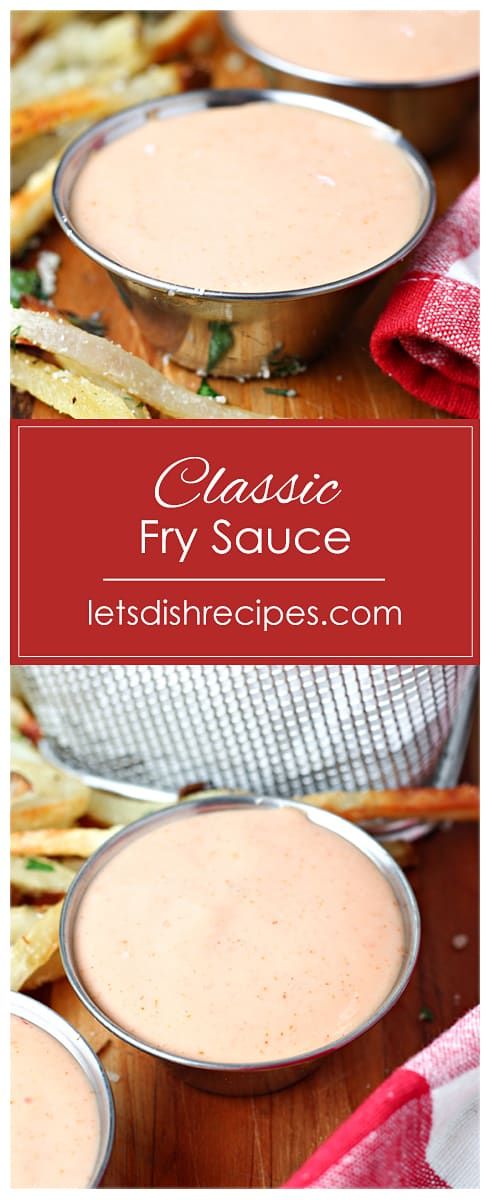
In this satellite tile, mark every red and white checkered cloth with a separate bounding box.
[370,178,480,418]
[284,1006,479,1189]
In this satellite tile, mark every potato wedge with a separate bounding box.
[143,11,216,62]
[301,784,480,823]
[87,789,169,828]
[10,757,91,831]
[10,695,41,741]
[10,909,65,985]
[27,950,65,989]
[11,14,144,109]
[10,351,151,420]
[11,61,197,151]
[11,793,90,832]
[11,154,59,255]
[11,12,73,64]
[10,306,266,419]
[10,904,49,943]
[11,899,63,991]
[9,733,43,764]
[11,856,76,897]
[11,826,122,859]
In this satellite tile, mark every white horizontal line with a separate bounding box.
[102,577,387,583]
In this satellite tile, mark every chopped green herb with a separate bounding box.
[63,310,107,337]
[263,386,297,398]
[10,325,21,346]
[198,377,225,399]
[10,267,43,308]
[206,321,234,372]
[25,858,55,872]
[122,396,148,418]
[269,357,306,378]
[418,1006,434,1022]
[266,345,307,378]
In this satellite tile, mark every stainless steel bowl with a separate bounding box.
[60,795,420,1097]
[10,991,115,1187]
[53,88,435,378]
[222,14,479,158]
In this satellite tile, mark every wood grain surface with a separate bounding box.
[46,821,478,1189]
[25,35,479,422]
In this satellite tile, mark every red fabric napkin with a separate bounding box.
[370,178,480,418]
[284,1006,479,1189]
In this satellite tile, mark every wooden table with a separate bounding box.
[47,820,478,1188]
[26,37,479,422]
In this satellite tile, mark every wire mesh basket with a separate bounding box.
[14,666,476,811]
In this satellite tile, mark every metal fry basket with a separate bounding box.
[14,666,477,806]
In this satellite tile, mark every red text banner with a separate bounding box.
[11,421,478,665]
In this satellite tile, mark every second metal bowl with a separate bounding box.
[60,795,420,1097]
[222,13,479,158]
[53,88,434,379]
[10,991,115,1187]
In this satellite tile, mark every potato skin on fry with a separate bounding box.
[11,60,201,149]
[10,155,59,254]
[144,11,217,63]
[11,855,76,898]
[11,754,92,831]
[10,899,63,992]
[301,784,479,823]
[11,825,122,859]
[10,305,265,420]
[10,350,150,421]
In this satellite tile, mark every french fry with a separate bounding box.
[11,130,65,193]
[27,949,65,989]
[11,12,73,64]
[11,900,64,991]
[10,306,266,420]
[143,11,216,62]
[87,789,170,828]
[10,351,151,421]
[10,757,91,831]
[10,155,59,255]
[10,908,65,985]
[10,696,41,741]
[11,14,144,109]
[10,904,49,943]
[9,733,43,765]
[11,825,122,859]
[300,785,479,823]
[11,61,197,151]
[11,856,76,898]
[11,793,90,832]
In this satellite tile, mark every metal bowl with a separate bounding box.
[53,88,434,378]
[222,14,479,158]
[60,795,420,1097]
[10,991,115,1187]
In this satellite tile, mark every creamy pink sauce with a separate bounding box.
[73,807,405,1063]
[10,1013,100,1188]
[234,10,480,83]
[70,102,423,293]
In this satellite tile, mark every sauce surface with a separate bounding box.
[233,10,479,83]
[70,102,423,292]
[11,1013,100,1188]
[74,807,405,1063]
